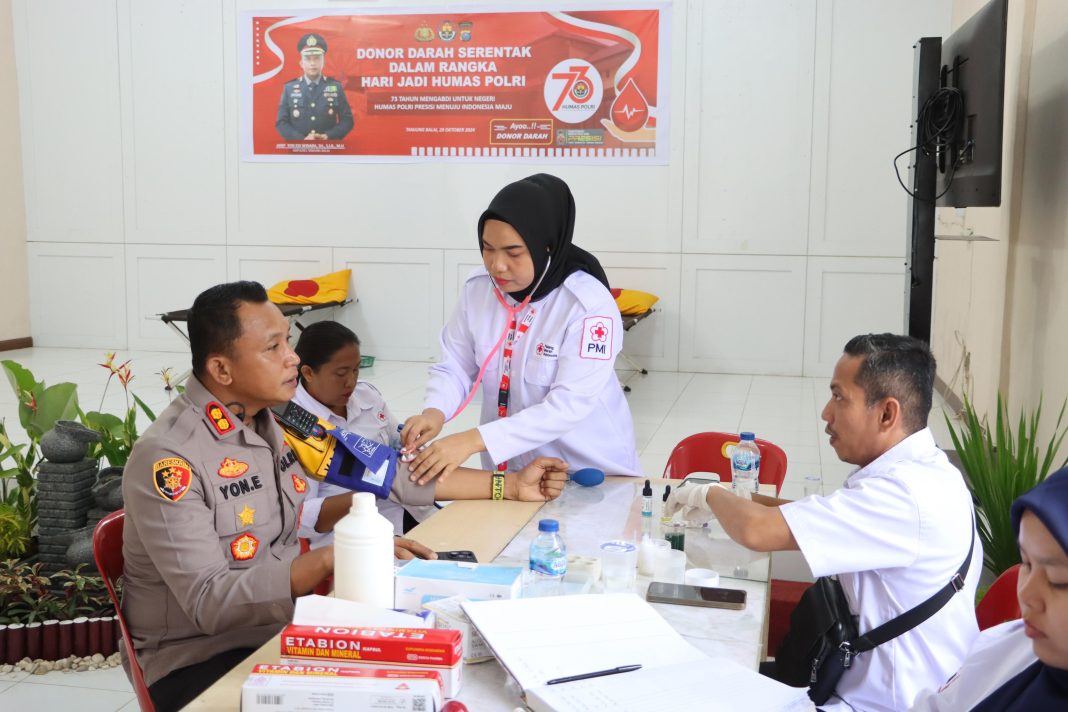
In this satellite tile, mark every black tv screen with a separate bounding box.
[935,0,1007,207]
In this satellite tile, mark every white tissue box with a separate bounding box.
[421,595,494,663]
[395,560,523,610]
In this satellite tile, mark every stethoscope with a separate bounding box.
[447,255,552,421]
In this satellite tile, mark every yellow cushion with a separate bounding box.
[267,269,351,305]
[612,288,659,316]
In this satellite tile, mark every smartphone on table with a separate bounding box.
[436,550,478,563]
[646,581,747,610]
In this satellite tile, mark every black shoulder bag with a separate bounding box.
[773,523,975,705]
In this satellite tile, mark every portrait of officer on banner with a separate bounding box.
[275,33,354,141]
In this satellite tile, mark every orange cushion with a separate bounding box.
[611,288,659,316]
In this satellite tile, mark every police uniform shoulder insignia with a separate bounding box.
[217,457,249,478]
[205,402,234,435]
[153,457,193,502]
[237,504,256,527]
[230,533,259,561]
[292,474,307,493]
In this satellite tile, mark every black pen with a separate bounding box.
[546,664,642,685]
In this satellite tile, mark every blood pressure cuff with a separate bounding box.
[280,416,397,499]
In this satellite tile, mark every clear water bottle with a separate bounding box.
[529,519,567,596]
[730,432,761,499]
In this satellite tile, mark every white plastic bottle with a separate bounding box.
[333,492,395,607]
[730,432,761,499]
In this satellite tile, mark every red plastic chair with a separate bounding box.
[976,563,1022,631]
[662,432,789,495]
[92,509,155,712]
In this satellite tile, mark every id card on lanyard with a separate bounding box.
[495,306,537,470]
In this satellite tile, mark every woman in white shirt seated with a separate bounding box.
[401,173,640,483]
[912,467,1068,711]
[293,320,435,549]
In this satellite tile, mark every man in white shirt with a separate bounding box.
[666,333,981,711]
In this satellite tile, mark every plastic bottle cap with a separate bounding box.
[740,432,755,441]
[662,484,671,502]
[642,479,652,496]
[538,519,559,532]
[352,492,376,513]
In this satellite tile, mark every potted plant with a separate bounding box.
[81,352,157,470]
[945,394,1068,578]
[0,360,81,558]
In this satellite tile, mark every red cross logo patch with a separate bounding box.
[580,316,613,361]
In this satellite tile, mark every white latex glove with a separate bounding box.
[663,483,730,525]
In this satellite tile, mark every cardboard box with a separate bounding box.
[394,560,523,610]
[422,596,494,663]
[280,624,463,697]
[241,664,443,711]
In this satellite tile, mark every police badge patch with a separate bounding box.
[153,457,193,502]
[230,533,259,561]
[217,457,249,478]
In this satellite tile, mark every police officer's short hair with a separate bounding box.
[295,321,360,382]
[189,281,270,378]
[843,333,935,434]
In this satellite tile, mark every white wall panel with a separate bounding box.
[28,243,126,348]
[227,246,333,288]
[442,250,486,321]
[680,255,806,374]
[601,252,681,371]
[14,0,123,243]
[803,256,907,375]
[334,248,444,361]
[685,0,816,256]
[125,244,227,350]
[119,0,226,244]
[808,0,950,258]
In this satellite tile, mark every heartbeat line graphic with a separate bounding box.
[614,103,645,119]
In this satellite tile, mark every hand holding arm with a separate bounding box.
[408,428,486,485]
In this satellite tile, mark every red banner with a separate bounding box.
[241,5,669,163]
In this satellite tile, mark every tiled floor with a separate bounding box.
[0,347,952,709]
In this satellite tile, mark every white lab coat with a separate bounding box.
[425,268,640,476]
[294,381,433,547]
[780,428,983,712]
[910,619,1036,711]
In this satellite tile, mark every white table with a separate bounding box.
[187,477,772,710]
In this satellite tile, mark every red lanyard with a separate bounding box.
[493,297,537,470]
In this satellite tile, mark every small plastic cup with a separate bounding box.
[654,548,687,584]
[600,540,638,593]
[803,474,822,498]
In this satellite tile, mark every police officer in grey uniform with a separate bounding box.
[120,281,567,712]
[275,33,354,141]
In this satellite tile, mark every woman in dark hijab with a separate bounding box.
[911,467,1068,711]
[400,174,640,483]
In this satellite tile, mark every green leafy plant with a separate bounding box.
[0,560,116,623]
[946,394,1068,577]
[0,360,81,557]
[52,563,116,619]
[80,352,157,468]
[0,558,56,624]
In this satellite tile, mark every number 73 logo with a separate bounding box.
[543,59,603,124]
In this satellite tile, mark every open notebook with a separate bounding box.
[462,593,812,712]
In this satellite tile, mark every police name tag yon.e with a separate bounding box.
[324,426,397,499]
[581,316,614,360]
